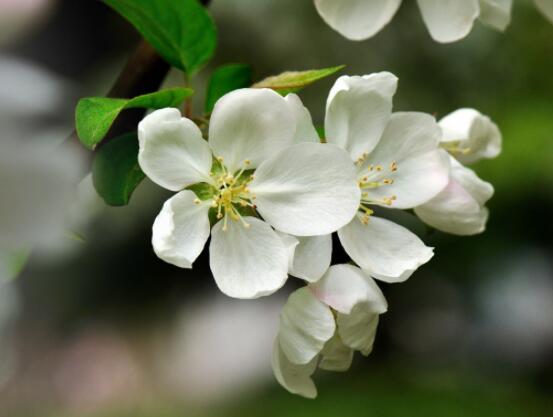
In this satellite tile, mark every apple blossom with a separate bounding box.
[138,88,360,299]
[284,72,450,283]
[272,264,388,398]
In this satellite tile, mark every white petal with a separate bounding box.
[439,108,502,165]
[337,307,380,355]
[209,216,288,299]
[284,94,320,143]
[478,0,512,31]
[272,339,318,399]
[327,72,399,109]
[290,235,332,283]
[325,73,397,161]
[417,0,480,43]
[208,88,296,173]
[250,143,361,236]
[314,0,402,41]
[535,0,553,24]
[362,112,450,209]
[138,108,213,192]
[278,287,335,365]
[275,231,300,272]
[312,264,388,314]
[415,157,494,235]
[151,190,211,269]
[319,334,354,372]
[338,217,434,283]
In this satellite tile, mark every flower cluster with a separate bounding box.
[138,72,501,397]
[314,0,553,43]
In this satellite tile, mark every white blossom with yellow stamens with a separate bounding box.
[138,88,360,299]
[282,73,450,284]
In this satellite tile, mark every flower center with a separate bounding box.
[209,158,257,231]
[355,154,398,225]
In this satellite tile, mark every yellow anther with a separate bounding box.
[376,165,383,171]
[390,161,398,172]
[244,159,251,165]
[383,178,394,185]
[193,198,201,205]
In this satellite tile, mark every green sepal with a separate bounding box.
[252,65,345,95]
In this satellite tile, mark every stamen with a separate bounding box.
[211,159,257,230]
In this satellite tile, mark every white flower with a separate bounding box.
[438,108,502,165]
[414,108,501,235]
[272,264,388,398]
[314,0,553,43]
[283,73,449,283]
[138,88,360,299]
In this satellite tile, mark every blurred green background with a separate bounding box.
[1,0,552,416]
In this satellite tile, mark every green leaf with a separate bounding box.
[252,65,345,95]
[103,0,217,74]
[76,87,193,149]
[92,132,145,206]
[205,64,252,113]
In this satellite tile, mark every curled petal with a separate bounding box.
[417,0,480,43]
[439,108,502,165]
[319,334,354,372]
[278,287,335,365]
[138,108,213,191]
[250,143,360,236]
[337,306,380,355]
[325,73,397,161]
[415,156,494,235]
[337,217,434,283]
[208,88,296,173]
[272,339,318,399]
[152,190,211,268]
[312,264,388,314]
[209,216,288,299]
[314,0,402,41]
